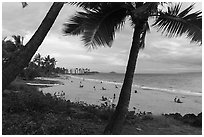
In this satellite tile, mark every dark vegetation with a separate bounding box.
[3,36,69,81]
[18,53,68,80]
[163,113,202,128]
[2,82,202,135]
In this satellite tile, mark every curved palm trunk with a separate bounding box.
[104,23,144,134]
[2,2,64,91]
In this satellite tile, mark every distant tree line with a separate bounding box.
[18,53,57,80]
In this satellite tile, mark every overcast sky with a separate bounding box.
[2,2,202,73]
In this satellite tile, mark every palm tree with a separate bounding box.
[76,68,79,74]
[12,35,24,46]
[63,2,202,134]
[42,55,57,74]
[2,2,64,90]
[2,35,24,69]
[33,53,43,67]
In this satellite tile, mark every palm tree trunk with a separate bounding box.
[2,2,64,91]
[104,22,144,134]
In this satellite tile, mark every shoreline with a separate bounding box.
[66,75,202,97]
[40,74,202,115]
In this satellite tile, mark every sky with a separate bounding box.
[2,2,202,73]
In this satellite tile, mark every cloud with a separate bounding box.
[138,52,151,60]
[141,37,202,68]
[2,2,202,73]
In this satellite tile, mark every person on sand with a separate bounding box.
[102,87,106,90]
[115,85,118,89]
[113,94,116,103]
[101,96,107,101]
[113,94,116,100]
[79,84,84,88]
[174,97,177,102]
[176,98,183,103]
[135,90,137,93]
[108,97,113,106]
[93,86,96,90]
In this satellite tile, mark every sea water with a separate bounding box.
[77,72,202,96]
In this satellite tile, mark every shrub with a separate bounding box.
[163,112,202,128]
[3,85,71,114]
[19,68,40,80]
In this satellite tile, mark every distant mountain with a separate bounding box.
[109,71,117,74]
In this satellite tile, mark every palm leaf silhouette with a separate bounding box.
[153,3,202,44]
[64,3,127,48]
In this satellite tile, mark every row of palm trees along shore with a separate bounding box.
[60,67,99,75]
[2,2,202,135]
[32,53,95,75]
[68,67,92,75]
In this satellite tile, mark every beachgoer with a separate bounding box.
[135,90,137,93]
[102,87,106,90]
[101,96,107,101]
[61,91,65,96]
[113,94,116,100]
[79,84,84,88]
[108,97,113,104]
[93,86,96,90]
[177,98,182,103]
[174,97,177,102]
[115,85,118,88]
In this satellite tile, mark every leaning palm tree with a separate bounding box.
[2,2,64,90]
[63,2,202,134]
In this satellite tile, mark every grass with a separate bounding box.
[2,81,202,135]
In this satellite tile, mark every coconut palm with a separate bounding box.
[33,53,43,67]
[2,35,24,69]
[63,2,202,134]
[12,35,24,46]
[2,2,64,90]
[42,55,57,74]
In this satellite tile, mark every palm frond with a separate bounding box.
[12,35,21,45]
[68,2,104,11]
[63,12,87,35]
[64,3,128,48]
[21,2,28,8]
[152,3,202,45]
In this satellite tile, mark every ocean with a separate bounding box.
[76,72,202,96]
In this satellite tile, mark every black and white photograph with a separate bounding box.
[2,1,202,135]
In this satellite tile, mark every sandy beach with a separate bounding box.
[41,75,202,116]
